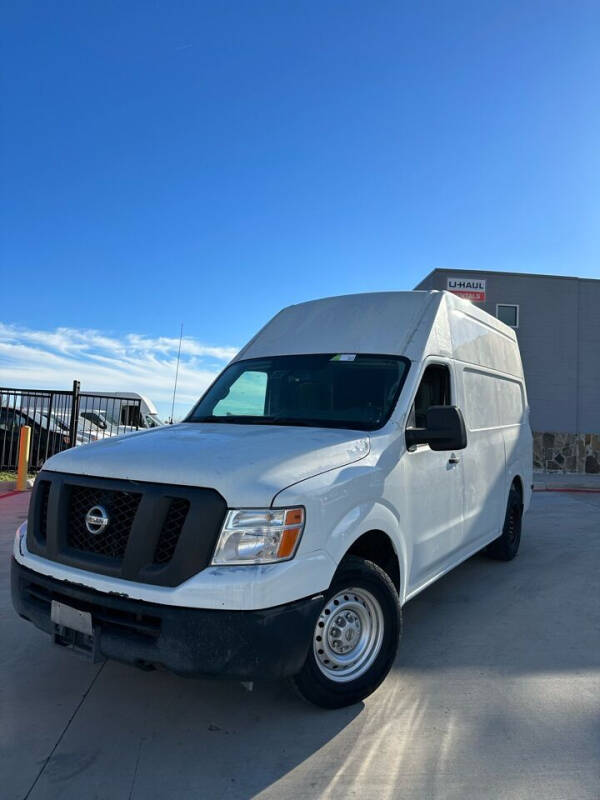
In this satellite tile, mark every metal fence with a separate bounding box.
[0,382,142,472]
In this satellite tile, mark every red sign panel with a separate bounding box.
[447,278,486,303]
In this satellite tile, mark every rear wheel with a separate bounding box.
[486,485,523,561]
[292,556,401,709]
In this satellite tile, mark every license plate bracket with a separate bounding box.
[51,600,105,663]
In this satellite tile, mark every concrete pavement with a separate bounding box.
[1,491,599,800]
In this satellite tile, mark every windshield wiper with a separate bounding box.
[187,414,369,430]
[267,416,324,427]
[187,415,277,424]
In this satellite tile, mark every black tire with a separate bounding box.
[486,485,523,561]
[291,556,401,709]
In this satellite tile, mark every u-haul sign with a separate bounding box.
[447,277,486,302]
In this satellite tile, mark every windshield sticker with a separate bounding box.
[331,354,357,362]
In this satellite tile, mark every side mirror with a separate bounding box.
[405,405,467,452]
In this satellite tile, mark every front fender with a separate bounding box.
[273,463,410,604]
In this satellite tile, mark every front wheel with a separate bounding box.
[291,556,401,709]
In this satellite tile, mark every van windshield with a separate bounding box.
[187,354,409,431]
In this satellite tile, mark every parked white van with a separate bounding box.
[77,392,163,432]
[12,291,532,708]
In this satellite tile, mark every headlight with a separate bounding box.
[14,523,27,557]
[212,507,305,565]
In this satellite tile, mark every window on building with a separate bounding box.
[407,363,451,428]
[496,304,519,328]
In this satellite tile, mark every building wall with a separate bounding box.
[415,269,600,473]
[577,279,600,432]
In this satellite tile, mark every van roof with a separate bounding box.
[234,290,523,378]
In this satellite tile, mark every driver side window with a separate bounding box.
[407,364,451,428]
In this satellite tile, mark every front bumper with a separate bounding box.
[11,559,324,680]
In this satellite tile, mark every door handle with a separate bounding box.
[448,455,460,465]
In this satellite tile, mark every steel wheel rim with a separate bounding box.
[313,587,384,683]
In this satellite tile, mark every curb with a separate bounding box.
[0,490,27,500]
[0,478,35,493]
[533,487,600,494]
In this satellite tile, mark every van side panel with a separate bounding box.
[503,422,533,510]
[449,307,523,378]
[502,388,533,513]
[458,366,508,545]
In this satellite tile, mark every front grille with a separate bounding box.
[24,579,161,641]
[28,471,227,587]
[153,498,190,564]
[67,485,141,560]
[38,480,50,541]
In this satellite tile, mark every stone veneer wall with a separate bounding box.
[533,432,600,474]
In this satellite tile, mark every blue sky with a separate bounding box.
[2,1,599,417]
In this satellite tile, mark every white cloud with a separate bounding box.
[0,323,239,420]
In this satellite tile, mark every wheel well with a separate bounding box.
[512,475,524,500]
[346,530,400,594]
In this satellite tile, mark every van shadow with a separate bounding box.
[40,664,366,799]
[396,493,600,676]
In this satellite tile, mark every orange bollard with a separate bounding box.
[16,425,31,491]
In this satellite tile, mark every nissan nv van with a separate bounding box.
[12,291,532,708]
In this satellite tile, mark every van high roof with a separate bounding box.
[235,290,522,378]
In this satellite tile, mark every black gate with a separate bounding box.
[0,382,142,471]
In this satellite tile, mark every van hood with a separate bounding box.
[43,422,371,506]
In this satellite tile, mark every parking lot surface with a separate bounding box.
[2,490,599,800]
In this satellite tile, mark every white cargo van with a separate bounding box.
[12,291,532,708]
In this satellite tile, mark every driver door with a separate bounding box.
[401,361,465,593]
